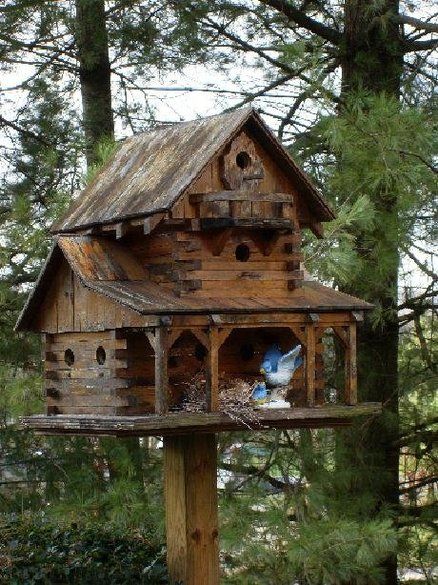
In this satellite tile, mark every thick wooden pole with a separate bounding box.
[164,434,219,585]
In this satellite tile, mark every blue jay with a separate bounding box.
[260,344,303,388]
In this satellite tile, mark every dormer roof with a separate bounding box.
[52,107,334,234]
[16,235,372,332]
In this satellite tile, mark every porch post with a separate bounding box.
[345,323,358,405]
[206,327,219,412]
[154,325,169,414]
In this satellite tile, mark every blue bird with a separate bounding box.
[260,344,303,388]
[251,382,268,402]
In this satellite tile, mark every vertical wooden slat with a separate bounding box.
[185,434,219,585]
[306,323,316,407]
[345,323,358,405]
[154,326,168,414]
[164,436,188,584]
[164,434,219,585]
[206,327,219,411]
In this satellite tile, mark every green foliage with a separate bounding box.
[84,138,118,186]
[219,428,399,584]
[0,364,43,418]
[0,517,167,584]
[288,518,397,585]
[304,93,436,311]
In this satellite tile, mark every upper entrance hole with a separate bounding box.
[235,243,250,262]
[64,348,74,367]
[236,151,251,169]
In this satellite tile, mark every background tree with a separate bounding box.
[0,1,436,583]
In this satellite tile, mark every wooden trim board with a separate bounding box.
[21,403,381,437]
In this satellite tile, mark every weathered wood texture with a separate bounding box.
[44,330,155,415]
[34,258,146,333]
[126,228,304,298]
[21,403,382,436]
[17,233,372,333]
[173,128,314,231]
[164,434,219,585]
[52,108,334,234]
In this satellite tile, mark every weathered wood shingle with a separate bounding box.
[15,235,372,331]
[52,108,334,233]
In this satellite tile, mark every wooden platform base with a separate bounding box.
[21,403,381,437]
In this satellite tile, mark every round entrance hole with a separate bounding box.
[96,346,106,365]
[64,348,75,367]
[236,151,251,169]
[235,243,250,262]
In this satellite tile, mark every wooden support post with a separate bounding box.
[206,327,219,412]
[154,326,169,414]
[305,322,316,407]
[164,434,219,585]
[345,323,357,405]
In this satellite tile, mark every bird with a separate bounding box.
[251,381,268,403]
[257,344,303,409]
[259,343,303,388]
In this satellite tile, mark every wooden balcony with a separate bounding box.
[189,191,296,231]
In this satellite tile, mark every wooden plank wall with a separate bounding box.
[35,260,146,333]
[44,330,155,415]
[124,129,306,297]
[126,229,302,298]
[171,128,312,223]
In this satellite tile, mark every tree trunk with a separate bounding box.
[341,3,403,584]
[75,0,114,167]
[342,0,403,96]
[74,1,145,491]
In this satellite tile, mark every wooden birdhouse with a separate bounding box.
[17,108,380,584]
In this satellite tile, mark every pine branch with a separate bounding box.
[413,315,437,373]
[399,475,438,495]
[223,74,294,111]
[0,114,50,146]
[219,461,299,492]
[257,0,341,45]
[202,17,339,104]
[397,13,438,34]
[403,38,438,53]
[397,149,438,174]
[401,246,438,281]
[398,289,436,311]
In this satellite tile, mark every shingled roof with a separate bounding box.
[52,107,334,234]
[16,236,372,331]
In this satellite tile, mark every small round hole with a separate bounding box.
[240,343,255,362]
[235,243,250,262]
[96,346,106,365]
[236,151,251,169]
[64,349,74,367]
[195,343,207,362]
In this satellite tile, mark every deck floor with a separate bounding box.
[21,403,381,436]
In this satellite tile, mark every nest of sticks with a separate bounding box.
[180,371,262,427]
